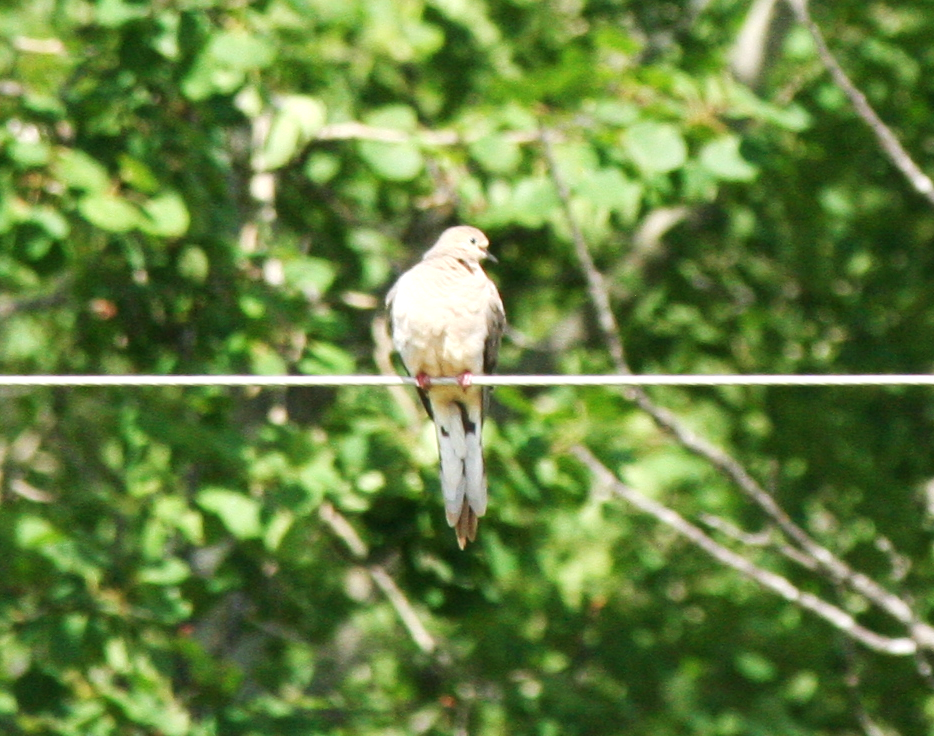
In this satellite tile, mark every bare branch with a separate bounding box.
[540,127,630,372]
[699,513,773,548]
[541,129,934,651]
[572,445,917,656]
[784,0,934,207]
[319,502,438,655]
[699,513,818,571]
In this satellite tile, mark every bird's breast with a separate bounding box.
[391,273,489,377]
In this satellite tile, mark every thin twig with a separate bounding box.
[541,127,934,651]
[785,0,934,206]
[319,502,438,655]
[539,127,629,372]
[572,445,917,656]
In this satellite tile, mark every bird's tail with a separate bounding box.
[431,390,487,549]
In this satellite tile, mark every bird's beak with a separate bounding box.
[484,251,498,263]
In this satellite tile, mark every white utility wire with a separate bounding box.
[0,374,933,387]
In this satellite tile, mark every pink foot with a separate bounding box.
[415,372,432,389]
[456,371,474,389]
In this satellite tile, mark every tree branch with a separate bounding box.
[539,127,630,372]
[572,445,918,656]
[319,502,439,655]
[699,513,818,571]
[784,0,934,207]
[540,128,934,651]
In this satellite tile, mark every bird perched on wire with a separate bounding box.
[386,225,505,549]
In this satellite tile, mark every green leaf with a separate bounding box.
[137,558,191,585]
[55,148,110,192]
[589,99,640,126]
[1,317,47,359]
[624,121,687,174]
[176,245,209,282]
[358,140,423,181]
[8,140,50,167]
[699,136,758,182]
[262,96,327,170]
[182,30,275,100]
[681,160,718,201]
[77,194,141,232]
[469,134,522,174]
[208,30,275,71]
[119,154,160,193]
[23,233,54,260]
[95,0,148,27]
[735,652,777,683]
[574,167,643,223]
[153,496,203,544]
[364,104,418,131]
[356,105,422,181]
[29,206,70,239]
[16,515,60,549]
[283,257,337,295]
[197,488,263,540]
[551,142,601,188]
[239,295,265,318]
[511,176,560,228]
[140,192,190,237]
[249,341,288,375]
[264,510,293,551]
[300,341,355,375]
[304,152,341,183]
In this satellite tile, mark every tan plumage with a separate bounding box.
[386,225,505,549]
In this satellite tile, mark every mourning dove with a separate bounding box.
[386,225,506,549]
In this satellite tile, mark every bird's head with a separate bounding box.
[423,225,496,263]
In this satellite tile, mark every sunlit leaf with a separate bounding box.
[358,140,423,181]
[140,192,190,237]
[262,95,327,170]
[283,257,337,295]
[624,121,687,174]
[197,488,263,540]
[469,134,522,174]
[137,558,191,585]
[573,167,643,223]
[77,194,141,232]
[176,245,209,282]
[699,136,758,182]
[54,149,110,192]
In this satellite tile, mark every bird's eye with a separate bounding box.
[469,237,477,245]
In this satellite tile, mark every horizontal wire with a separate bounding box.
[0,374,933,388]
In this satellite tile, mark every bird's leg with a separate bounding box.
[415,372,433,389]
[456,371,473,389]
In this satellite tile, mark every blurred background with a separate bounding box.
[2,0,934,733]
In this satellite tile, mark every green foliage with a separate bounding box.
[2,0,934,734]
